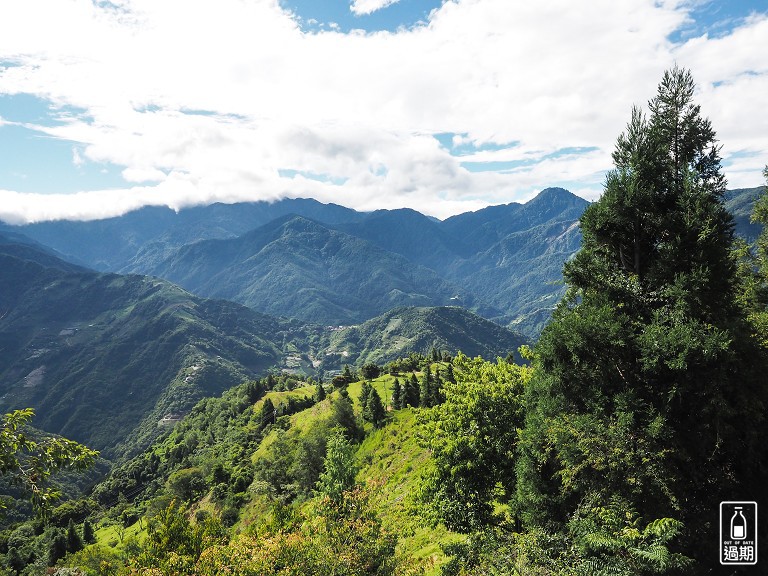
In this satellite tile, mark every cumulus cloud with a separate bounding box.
[350,0,403,16]
[0,0,766,223]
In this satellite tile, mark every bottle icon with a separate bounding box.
[731,507,747,540]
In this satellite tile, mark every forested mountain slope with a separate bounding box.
[4,186,764,339]
[320,305,527,369]
[0,234,525,458]
[0,246,301,458]
[145,215,464,325]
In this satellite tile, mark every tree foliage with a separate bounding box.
[361,363,383,380]
[364,388,386,428]
[419,354,530,532]
[391,378,403,410]
[195,487,414,576]
[0,409,98,517]
[517,66,768,566]
[130,499,227,573]
[316,427,358,507]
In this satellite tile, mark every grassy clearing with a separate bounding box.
[252,385,317,412]
[245,376,455,573]
[357,407,458,573]
[94,518,146,550]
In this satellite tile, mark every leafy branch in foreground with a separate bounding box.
[0,408,98,517]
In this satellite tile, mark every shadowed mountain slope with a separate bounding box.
[0,248,299,458]
[147,215,464,325]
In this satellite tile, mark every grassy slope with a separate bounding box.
[71,374,453,572]
[357,408,457,570]
[242,376,456,571]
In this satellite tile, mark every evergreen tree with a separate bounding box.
[365,388,386,428]
[66,518,83,552]
[433,367,443,405]
[244,380,263,403]
[419,369,432,408]
[359,381,373,416]
[391,378,402,410]
[517,67,768,564]
[741,166,768,347]
[49,528,68,564]
[316,427,358,506]
[331,392,361,442]
[315,381,326,403]
[82,519,95,544]
[258,398,276,428]
[419,367,444,407]
[404,374,420,407]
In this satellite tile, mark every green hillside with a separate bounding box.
[319,306,527,370]
[0,251,297,458]
[0,239,527,459]
[69,361,460,574]
[147,216,463,325]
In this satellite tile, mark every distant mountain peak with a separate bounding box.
[529,187,585,205]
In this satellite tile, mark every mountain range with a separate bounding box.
[5,187,591,337]
[1,185,764,458]
[143,215,463,325]
[0,232,524,457]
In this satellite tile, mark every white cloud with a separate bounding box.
[121,167,168,183]
[350,0,402,16]
[0,0,765,223]
[72,147,84,167]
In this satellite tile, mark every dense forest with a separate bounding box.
[1,68,767,575]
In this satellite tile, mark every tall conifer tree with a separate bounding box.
[365,388,386,428]
[404,374,420,408]
[315,380,326,403]
[391,378,402,410]
[359,381,373,415]
[517,67,768,563]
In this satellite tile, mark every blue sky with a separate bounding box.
[0,0,767,223]
[282,0,445,32]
